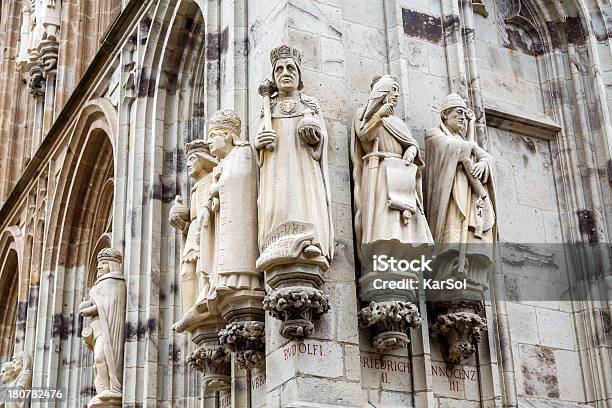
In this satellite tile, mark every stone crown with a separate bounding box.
[185,139,210,156]
[270,44,302,66]
[97,247,122,264]
[208,109,241,135]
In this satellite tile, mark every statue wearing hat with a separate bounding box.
[169,138,218,329]
[425,93,496,247]
[351,74,433,252]
[205,109,262,306]
[79,248,126,407]
[254,44,334,271]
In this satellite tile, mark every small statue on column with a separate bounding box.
[79,248,126,408]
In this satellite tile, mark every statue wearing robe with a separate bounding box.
[0,352,32,408]
[425,93,496,284]
[204,109,261,296]
[169,141,217,317]
[255,45,333,270]
[79,248,126,407]
[352,75,433,252]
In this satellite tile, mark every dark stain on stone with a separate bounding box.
[125,321,137,341]
[564,17,586,45]
[607,159,612,186]
[522,155,529,167]
[176,149,185,173]
[16,301,27,322]
[140,17,152,45]
[81,386,96,396]
[169,344,181,363]
[137,69,155,98]
[77,314,83,338]
[220,27,229,55]
[51,314,62,337]
[28,286,39,307]
[164,150,176,173]
[505,26,544,56]
[577,209,598,243]
[401,8,443,44]
[206,32,220,60]
[137,320,147,340]
[147,318,156,334]
[442,13,461,41]
[150,177,176,204]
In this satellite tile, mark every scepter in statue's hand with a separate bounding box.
[257,79,276,152]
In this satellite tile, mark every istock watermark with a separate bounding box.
[372,255,433,272]
[370,254,467,291]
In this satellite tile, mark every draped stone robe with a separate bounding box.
[352,107,433,251]
[86,271,126,394]
[425,124,496,247]
[210,142,261,294]
[257,94,334,266]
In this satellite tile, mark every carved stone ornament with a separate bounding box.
[79,248,126,408]
[0,352,32,408]
[358,301,422,351]
[263,287,330,340]
[431,301,487,364]
[218,321,265,370]
[28,59,45,97]
[186,345,231,392]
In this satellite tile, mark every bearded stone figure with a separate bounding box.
[169,139,218,331]
[79,248,126,408]
[254,44,334,272]
[0,352,32,408]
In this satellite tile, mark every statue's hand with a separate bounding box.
[466,108,476,122]
[169,213,187,231]
[78,300,91,312]
[403,150,415,165]
[201,208,211,228]
[376,103,394,118]
[472,161,487,180]
[255,129,277,150]
[298,125,321,146]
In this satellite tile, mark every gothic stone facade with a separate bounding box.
[0,0,611,407]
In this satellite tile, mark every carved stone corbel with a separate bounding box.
[358,301,422,351]
[39,38,58,76]
[430,301,487,364]
[186,345,231,392]
[28,58,45,97]
[263,286,330,340]
[218,321,265,370]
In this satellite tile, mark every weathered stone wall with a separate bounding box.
[0,0,610,407]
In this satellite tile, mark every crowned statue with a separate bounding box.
[205,109,261,300]
[254,44,334,272]
[79,248,126,408]
[169,138,218,331]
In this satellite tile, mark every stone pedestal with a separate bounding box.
[263,263,330,340]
